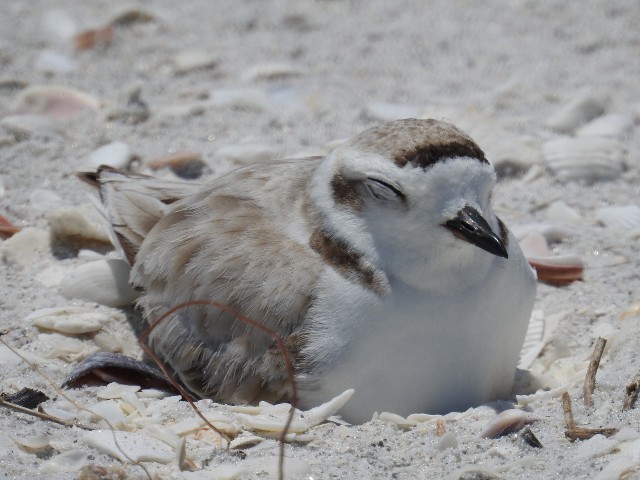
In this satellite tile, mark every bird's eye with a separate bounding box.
[364,178,405,201]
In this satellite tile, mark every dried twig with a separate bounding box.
[623,373,640,411]
[562,392,575,430]
[0,398,78,428]
[584,337,607,407]
[562,391,619,441]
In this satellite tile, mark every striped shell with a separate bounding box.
[542,136,626,182]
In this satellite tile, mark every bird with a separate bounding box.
[77,118,537,424]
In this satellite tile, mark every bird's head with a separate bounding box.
[312,118,508,292]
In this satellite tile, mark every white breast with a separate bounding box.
[298,237,536,424]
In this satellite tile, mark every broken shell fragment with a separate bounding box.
[83,430,174,463]
[0,214,21,239]
[595,205,640,231]
[519,232,584,285]
[12,86,100,120]
[27,307,109,334]
[545,90,608,133]
[527,255,584,286]
[59,259,140,307]
[73,25,113,51]
[83,141,133,170]
[576,113,635,138]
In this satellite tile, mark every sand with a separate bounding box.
[1,0,639,478]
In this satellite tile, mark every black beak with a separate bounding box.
[444,205,508,258]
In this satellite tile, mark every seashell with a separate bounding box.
[40,405,79,421]
[229,433,265,450]
[109,8,157,26]
[620,304,640,321]
[172,51,219,74]
[87,400,127,427]
[235,389,354,433]
[595,205,640,231]
[146,152,207,179]
[0,214,21,239]
[27,306,110,334]
[545,90,608,133]
[519,232,551,258]
[30,188,64,211]
[47,207,112,254]
[41,334,95,360]
[97,382,141,400]
[519,233,583,285]
[1,387,49,409]
[83,141,133,170]
[527,255,584,286]
[546,201,582,224]
[35,50,77,74]
[83,430,174,463]
[364,102,423,122]
[516,384,570,405]
[518,310,545,369]
[542,136,626,183]
[41,449,87,474]
[208,87,275,112]
[59,258,140,307]
[479,409,540,439]
[576,113,634,138]
[63,352,178,393]
[215,144,280,166]
[141,424,182,450]
[9,432,51,450]
[241,63,305,82]
[73,25,113,51]
[0,227,51,269]
[12,86,100,120]
[378,412,417,428]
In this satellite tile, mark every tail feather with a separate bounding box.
[80,165,202,264]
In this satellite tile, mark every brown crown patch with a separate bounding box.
[343,118,488,170]
[394,139,488,169]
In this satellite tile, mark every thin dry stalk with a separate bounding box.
[0,397,84,429]
[584,337,607,407]
[562,391,619,441]
[562,392,575,430]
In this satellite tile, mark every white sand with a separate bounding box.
[1,1,639,478]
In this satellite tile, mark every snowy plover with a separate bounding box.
[81,119,536,423]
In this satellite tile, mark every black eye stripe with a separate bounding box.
[367,178,405,198]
